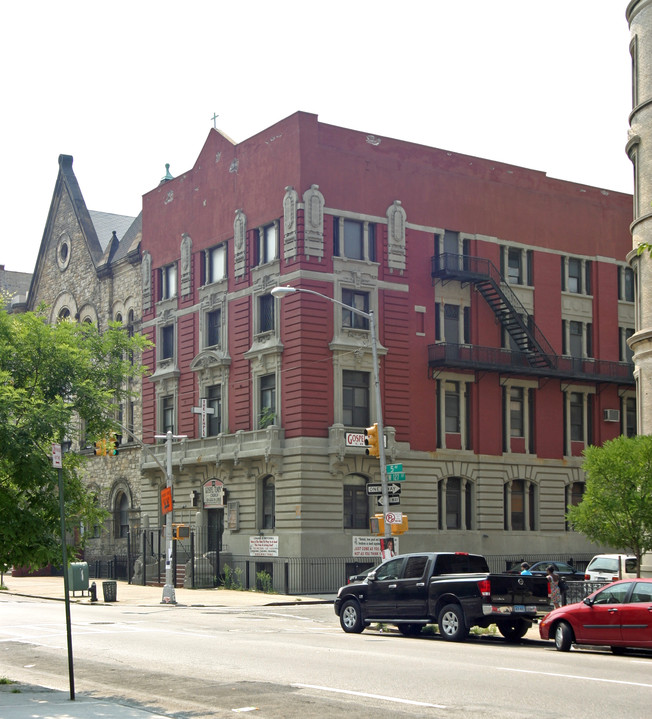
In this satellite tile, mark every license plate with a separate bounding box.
[514,605,525,612]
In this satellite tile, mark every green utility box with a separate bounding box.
[68,562,89,595]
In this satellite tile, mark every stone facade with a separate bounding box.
[24,154,144,562]
[627,0,652,576]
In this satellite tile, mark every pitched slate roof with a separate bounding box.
[89,210,137,252]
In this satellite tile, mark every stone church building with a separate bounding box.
[25,154,144,563]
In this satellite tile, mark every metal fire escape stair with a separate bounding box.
[432,253,556,369]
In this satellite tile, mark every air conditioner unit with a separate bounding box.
[603,409,620,422]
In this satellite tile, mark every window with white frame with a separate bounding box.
[206,244,227,284]
[502,382,536,453]
[257,224,278,265]
[206,384,222,436]
[562,320,593,358]
[162,395,175,434]
[342,288,369,330]
[333,218,376,261]
[160,263,177,300]
[161,325,174,360]
[342,370,370,427]
[259,374,276,428]
[343,475,369,529]
[258,294,275,334]
[438,477,473,530]
[435,303,470,344]
[206,309,221,347]
[564,389,594,453]
[504,479,535,531]
[561,256,591,295]
[436,377,473,450]
[619,266,635,302]
[261,476,275,529]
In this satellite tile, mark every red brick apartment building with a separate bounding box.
[139,111,634,591]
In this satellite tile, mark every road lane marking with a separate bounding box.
[292,683,446,708]
[499,667,652,689]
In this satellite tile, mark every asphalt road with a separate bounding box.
[0,594,650,719]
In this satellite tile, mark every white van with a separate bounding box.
[584,554,638,581]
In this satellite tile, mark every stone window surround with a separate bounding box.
[436,371,475,450]
[438,476,474,531]
[502,378,538,454]
[504,478,537,531]
[563,384,595,455]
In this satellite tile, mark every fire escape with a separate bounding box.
[429,253,633,385]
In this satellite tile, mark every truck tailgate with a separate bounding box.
[489,574,550,609]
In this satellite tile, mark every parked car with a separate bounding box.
[584,554,638,582]
[506,561,585,581]
[539,578,652,653]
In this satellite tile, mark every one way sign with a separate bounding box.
[366,482,401,496]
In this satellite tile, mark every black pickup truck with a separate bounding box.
[334,551,551,642]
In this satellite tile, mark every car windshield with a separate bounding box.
[588,558,618,573]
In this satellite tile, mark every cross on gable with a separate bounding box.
[192,399,215,438]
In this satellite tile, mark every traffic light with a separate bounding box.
[365,423,380,457]
[107,432,119,456]
[370,514,385,534]
[94,438,107,456]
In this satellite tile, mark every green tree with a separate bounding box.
[567,435,652,575]
[0,309,149,572]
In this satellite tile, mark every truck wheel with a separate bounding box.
[339,599,364,633]
[498,619,530,642]
[554,621,573,652]
[397,623,422,636]
[438,604,468,642]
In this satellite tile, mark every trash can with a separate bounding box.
[102,580,117,602]
[68,562,89,596]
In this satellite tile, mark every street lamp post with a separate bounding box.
[154,430,187,604]
[271,285,391,537]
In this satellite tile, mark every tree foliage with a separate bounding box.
[567,435,652,574]
[0,309,149,572]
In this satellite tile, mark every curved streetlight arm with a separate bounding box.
[272,285,391,536]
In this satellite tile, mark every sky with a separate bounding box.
[0,0,634,273]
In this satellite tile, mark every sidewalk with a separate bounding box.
[1,574,333,608]
[0,575,334,719]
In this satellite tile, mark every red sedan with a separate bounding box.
[539,578,652,653]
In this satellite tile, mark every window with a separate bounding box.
[258,294,275,333]
[445,382,460,433]
[161,263,177,300]
[259,374,276,428]
[343,370,369,427]
[507,249,522,284]
[438,477,472,530]
[206,245,226,284]
[342,289,369,330]
[620,327,634,363]
[504,479,535,531]
[162,395,175,434]
[207,384,222,436]
[564,390,593,453]
[570,392,583,442]
[562,257,591,295]
[114,492,129,538]
[619,266,635,302]
[565,481,584,530]
[262,476,275,529]
[207,309,221,347]
[257,224,278,265]
[161,325,174,360]
[333,218,376,261]
[623,395,637,438]
[435,303,470,344]
[344,479,369,529]
[562,320,592,358]
[568,258,581,293]
[509,387,524,437]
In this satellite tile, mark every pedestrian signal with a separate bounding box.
[365,423,380,457]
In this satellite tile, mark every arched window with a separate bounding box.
[565,481,585,531]
[114,491,130,538]
[504,479,536,531]
[343,474,370,529]
[438,477,473,530]
[58,307,71,321]
[261,476,275,529]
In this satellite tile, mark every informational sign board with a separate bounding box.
[161,487,172,515]
[385,511,403,524]
[352,536,399,557]
[249,535,279,557]
[51,443,62,469]
[203,478,225,509]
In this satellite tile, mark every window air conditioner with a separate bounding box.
[603,409,620,422]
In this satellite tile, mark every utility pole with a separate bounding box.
[155,430,186,604]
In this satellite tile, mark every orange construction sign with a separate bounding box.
[161,487,173,515]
